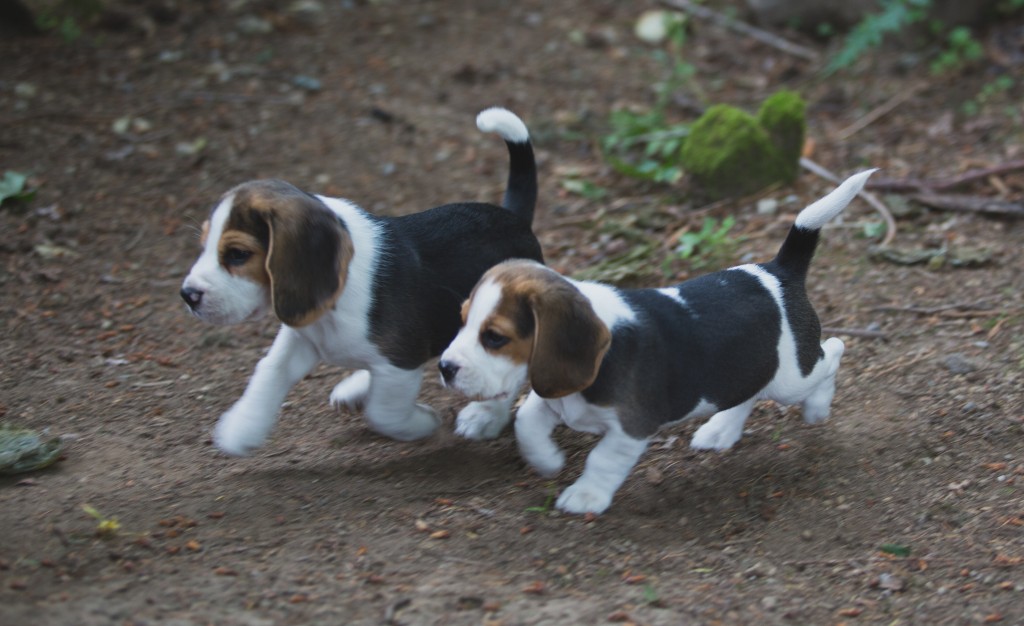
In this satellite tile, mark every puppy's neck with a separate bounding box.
[566,278,636,331]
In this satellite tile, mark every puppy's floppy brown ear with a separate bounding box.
[527,277,611,398]
[235,180,353,327]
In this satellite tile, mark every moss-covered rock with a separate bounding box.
[757,90,806,183]
[679,91,806,200]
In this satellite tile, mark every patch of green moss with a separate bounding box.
[679,91,807,200]
[757,90,806,182]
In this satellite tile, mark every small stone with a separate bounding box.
[236,15,273,35]
[634,10,685,44]
[756,198,779,215]
[14,82,37,98]
[292,75,322,91]
[942,353,977,375]
[876,572,906,592]
[761,596,778,611]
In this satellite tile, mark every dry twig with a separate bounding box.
[867,160,1024,193]
[910,192,1024,217]
[821,326,888,339]
[657,0,819,61]
[834,82,928,140]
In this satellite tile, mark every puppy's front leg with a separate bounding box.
[455,397,515,440]
[363,363,440,441]
[214,327,319,456]
[557,427,648,515]
[514,392,565,477]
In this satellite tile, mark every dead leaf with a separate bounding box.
[993,554,1022,567]
[429,530,450,540]
[522,581,546,595]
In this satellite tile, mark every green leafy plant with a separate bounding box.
[828,0,1024,75]
[0,171,35,206]
[880,542,912,557]
[561,178,608,200]
[962,74,1015,116]
[35,0,104,42]
[929,26,984,74]
[671,216,739,270]
[602,13,695,183]
[642,583,661,606]
[825,0,931,74]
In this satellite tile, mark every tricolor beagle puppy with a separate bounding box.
[438,170,875,514]
[180,107,543,455]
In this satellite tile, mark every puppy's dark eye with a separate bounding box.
[480,329,510,350]
[224,248,253,267]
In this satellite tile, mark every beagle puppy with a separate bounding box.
[438,170,875,514]
[180,108,543,455]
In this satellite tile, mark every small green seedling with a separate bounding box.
[0,171,35,207]
[82,504,121,537]
[525,484,559,513]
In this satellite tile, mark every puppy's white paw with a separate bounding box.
[329,370,371,411]
[690,420,743,451]
[213,408,271,456]
[370,403,441,442]
[455,401,511,440]
[522,446,565,478]
[556,483,613,515]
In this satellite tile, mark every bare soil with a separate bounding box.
[1,1,1022,624]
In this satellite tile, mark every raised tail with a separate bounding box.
[477,107,537,225]
[772,169,877,277]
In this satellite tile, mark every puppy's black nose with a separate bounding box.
[180,286,204,310]
[438,360,460,385]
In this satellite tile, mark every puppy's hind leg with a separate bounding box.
[329,370,371,411]
[556,427,648,515]
[515,392,565,477]
[802,337,845,424]
[363,364,440,441]
[455,396,515,440]
[690,398,757,451]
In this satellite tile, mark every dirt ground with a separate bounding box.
[1,1,1022,624]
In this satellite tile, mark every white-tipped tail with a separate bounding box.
[795,169,878,230]
[476,107,529,144]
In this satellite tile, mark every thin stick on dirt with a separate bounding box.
[821,326,888,339]
[909,192,1024,217]
[657,0,820,61]
[866,160,1024,193]
[872,303,985,315]
[800,157,897,247]
[834,82,928,141]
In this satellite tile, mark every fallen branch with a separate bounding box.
[658,0,819,61]
[866,160,1024,193]
[821,326,888,339]
[834,82,928,141]
[800,158,897,247]
[910,192,1024,217]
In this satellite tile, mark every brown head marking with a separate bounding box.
[479,261,611,398]
[224,179,354,327]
